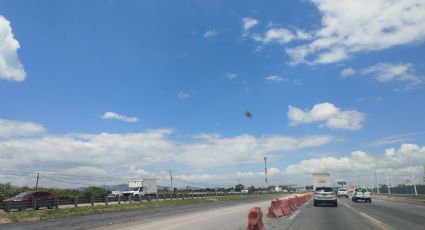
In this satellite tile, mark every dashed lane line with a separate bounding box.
[289,210,301,220]
[341,202,393,230]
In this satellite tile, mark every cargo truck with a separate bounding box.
[122,178,157,198]
[312,173,331,190]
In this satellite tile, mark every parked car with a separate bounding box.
[241,189,249,194]
[314,187,338,207]
[351,187,372,203]
[337,188,348,198]
[3,191,59,211]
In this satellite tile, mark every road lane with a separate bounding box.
[93,197,277,230]
[342,196,425,230]
[3,194,424,230]
[266,198,383,230]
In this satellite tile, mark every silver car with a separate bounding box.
[314,187,338,207]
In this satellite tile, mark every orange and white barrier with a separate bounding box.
[266,193,313,218]
[247,207,265,230]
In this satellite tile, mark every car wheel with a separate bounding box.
[354,198,358,203]
[313,201,317,206]
[334,202,338,207]
[47,205,53,209]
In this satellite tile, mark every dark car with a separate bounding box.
[3,191,59,211]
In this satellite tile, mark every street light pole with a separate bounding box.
[264,157,268,189]
[409,159,418,196]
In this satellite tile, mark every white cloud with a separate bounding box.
[284,143,425,186]
[101,112,139,123]
[226,73,237,80]
[0,118,335,186]
[203,30,218,38]
[286,0,425,64]
[177,134,335,167]
[242,17,259,32]
[362,63,423,90]
[253,28,295,44]
[0,118,46,137]
[340,67,356,78]
[177,91,191,99]
[370,132,423,146]
[288,102,366,130]
[265,75,283,82]
[0,15,26,81]
[64,166,107,176]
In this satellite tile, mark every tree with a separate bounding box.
[235,184,244,192]
[83,186,110,198]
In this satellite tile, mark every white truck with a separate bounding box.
[312,172,332,190]
[123,179,157,198]
[351,187,372,203]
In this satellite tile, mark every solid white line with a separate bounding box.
[289,210,300,220]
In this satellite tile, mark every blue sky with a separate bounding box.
[0,0,425,188]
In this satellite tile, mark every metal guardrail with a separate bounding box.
[0,192,252,213]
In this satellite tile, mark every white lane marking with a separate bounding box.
[341,202,391,230]
[289,210,300,220]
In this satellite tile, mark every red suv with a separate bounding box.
[3,191,59,210]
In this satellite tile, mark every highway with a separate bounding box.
[2,195,424,230]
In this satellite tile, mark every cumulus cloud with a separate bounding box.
[101,112,139,123]
[0,118,46,137]
[340,67,356,78]
[362,63,423,90]
[203,30,218,38]
[242,17,259,32]
[265,75,283,82]
[286,0,425,64]
[253,28,295,44]
[288,102,366,130]
[0,119,335,185]
[177,134,334,167]
[284,144,425,181]
[0,15,26,81]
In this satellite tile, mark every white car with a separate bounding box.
[314,187,338,207]
[351,187,372,203]
[337,188,348,198]
[241,189,249,194]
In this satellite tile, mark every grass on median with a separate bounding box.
[0,193,290,223]
[0,198,211,223]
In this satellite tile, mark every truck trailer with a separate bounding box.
[312,172,331,190]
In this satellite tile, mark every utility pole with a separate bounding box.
[35,172,40,191]
[409,159,418,196]
[264,157,269,189]
[369,171,373,193]
[385,163,391,194]
[169,170,173,192]
[375,168,379,194]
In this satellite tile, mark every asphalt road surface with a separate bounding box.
[2,195,425,230]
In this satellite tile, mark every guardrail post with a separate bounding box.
[105,196,109,206]
[32,199,37,210]
[54,198,59,209]
[170,193,173,200]
[118,195,121,205]
[139,194,142,203]
[129,194,133,204]
[74,196,78,208]
[90,196,94,207]
[5,201,11,213]
[156,194,159,202]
